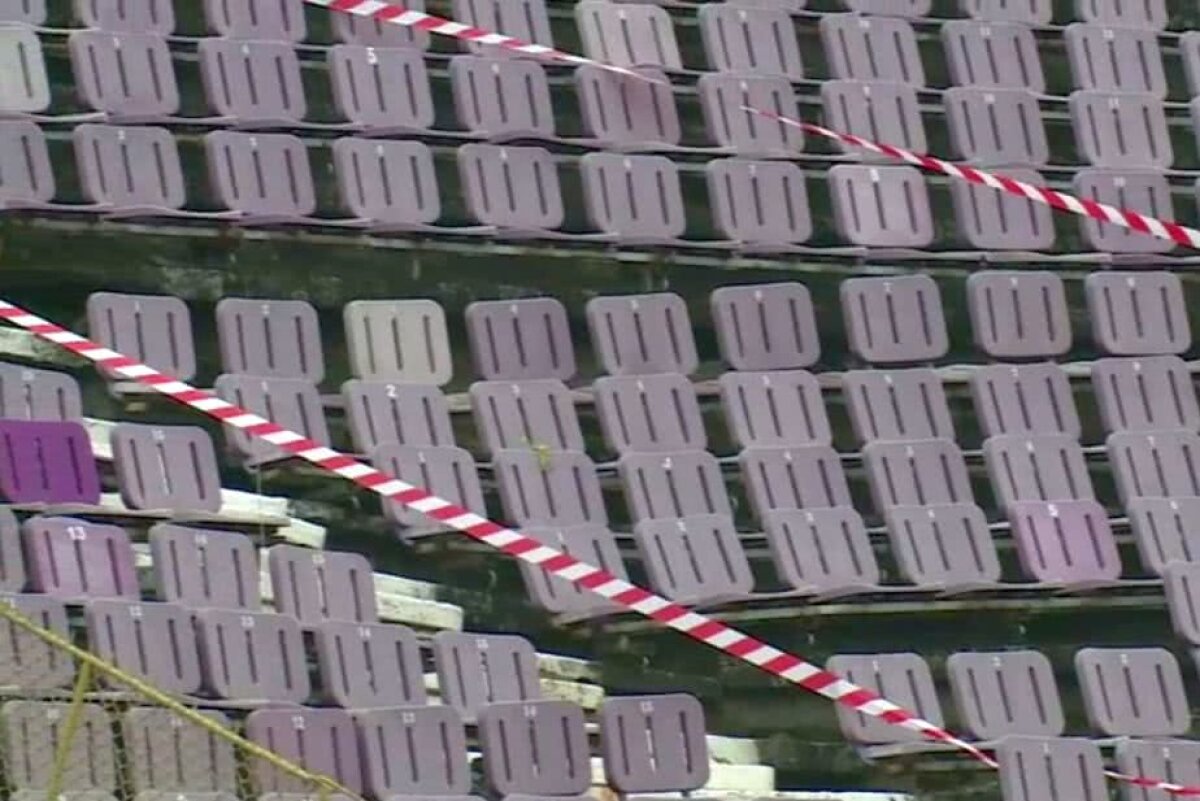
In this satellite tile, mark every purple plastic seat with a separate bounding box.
[470,380,584,456]
[1116,739,1200,801]
[947,650,1064,740]
[843,368,954,444]
[332,138,450,234]
[0,509,23,593]
[762,507,880,596]
[884,503,1001,592]
[594,373,704,454]
[465,298,576,382]
[1076,0,1166,29]
[356,706,470,797]
[204,131,316,225]
[518,524,626,618]
[824,654,943,749]
[1107,429,1200,506]
[85,599,202,695]
[841,275,948,364]
[711,283,820,371]
[76,0,173,32]
[494,449,606,527]
[194,608,309,703]
[740,445,852,516]
[720,370,829,448]
[967,271,1071,359]
[619,450,731,523]
[246,708,361,794]
[633,514,755,605]
[432,631,542,723]
[821,80,926,158]
[862,439,973,512]
[953,167,1056,254]
[452,0,554,56]
[705,159,813,251]
[698,5,802,78]
[343,299,452,384]
[599,695,709,794]
[1,701,117,791]
[1075,647,1188,736]
[68,31,179,122]
[333,1,429,48]
[267,545,377,625]
[110,424,222,514]
[960,0,1052,22]
[479,700,591,797]
[1165,561,1200,644]
[942,21,1045,92]
[148,524,259,610]
[0,420,98,505]
[819,13,924,85]
[0,122,60,211]
[828,165,934,250]
[122,707,237,793]
[944,88,1048,166]
[581,153,687,243]
[450,56,554,140]
[87,292,196,382]
[1085,271,1189,356]
[997,737,1106,801]
[587,293,697,376]
[458,144,578,238]
[202,0,305,42]
[0,594,72,690]
[0,28,48,116]
[1070,91,1171,168]
[1092,356,1200,433]
[575,66,679,149]
[0,363,81,422]
[313,619,426,708]
[213,375,329,468]
[1065,23,1166,95]
[22,517,137,600]
[699,74,804,156]
[1129,497,1200,577]
[971,364,1080,438]
[0,0,44,24]
[1072,169,1175,256]
[370,444,486,538]
[1009,500,1121,587]
[983,434,1094,512]
[343,380,454,452]
[329,45,433,134]
[575,1,681,70]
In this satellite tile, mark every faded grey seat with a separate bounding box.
[452,0,554,56]
[204,131,317,225]
[821,80,926,158]
[69,31,179,122]
[633,514,756,606]
[1,0,45,25]
[370,444,486,538]
[1069,91,1171,168]
[344,299,452,384]
[843,368,954,444]
[0,701,117,791]
[1164,561,1200,644]
[201,0,306,41]
[824,653,944,755]
[198,38,311,128]
[333,138,463,235]
[576,66,679,149]
[705,159,813,251]
[449,56,554,141]
[862,439,973,512]
[1075,0,1166,29]
[0,593,72,690]
[762,507,881,596]
[580,153,687,244]
[122,708,238,792]
[1091,355,1200,433]
[356,706,470,797]
[828,166,934,251]
[1107,429,1200,506]
[23,517,136,601]
[333,0,429,48]
[518,524,627,619]
[0,362,82,422]
[619,450,731,522]
[712,282,820,371]
[970,364,1080,437]
[0,27,48,115]
[951,168,1057,254]
[1130,498,1200,577]
[329,45,434,134]
[884,503,1001,592]
[720,370,829,448]
[1072,169,1175,256]
[944,88,1048,165]
[966,271,1072,359]
[213,375,330,467]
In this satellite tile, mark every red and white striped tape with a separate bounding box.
[312,0,1200,250]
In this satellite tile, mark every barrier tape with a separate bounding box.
[14,0,1195,795]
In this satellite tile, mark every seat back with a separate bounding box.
[75,0,172,31]
[1085,271,1189,356]
[595,373,705,454]
[333,1,428,48]
[205,131,315,219]
[343,299,452,384]
[599,695,709,793]
[821,80,926,157]
[470,380,583,456]
[843,368,954,444]
[216,298,323,383]
[0,363,81,422]
[1070,91,1170,168]
[740,445,852,516]
[332,138,441,229]
[356,706,470,797]
[1065,23,1165,94]
[433,632,542,723]
[829,165,934,248]
[633,514,754,604]
[961,0,1052,21]
[575,1,681,69]
[580,152,687,242]
[1116,739,1200,801]
[970,364,1080,438]
[202,0,305,41]
[343,380,454,452]
[74,124,186,211]
[479,701,591,796]
[452,0,554,55]
[1009,500,1121,584]
[494,448,606,527]
[450,57,554,139]
[85,600,202,695]
[87,292,196,381]
[884,503,1001,589]
[619,451,731,522]
[967,271,1071,359]
[370,444,486,533]
[819,14,924,84]
[983,434,1094,512]
[951,168,1056,252]
[1129,497,1200,576]
[23,517,137,600]
[123,708,237,793]
[1076,0,1166,29]
[267,545,377,624]
[1073,169,1174,254]
[862,439,973,511]
[698,74,804,155]
[997,737,1106,801]
[329,45,433,131]
[942,21,1045,91]
[313,620,426,708]
[576,67,680,146]
[720,370,829,448]
[698,5,803,79]
[1092,356,1200,433]
[1,701,116,791]
[944,88,1048,165]
[826,653,943,744]
[149,524,259,610]
[1075,647,1189,736]
[947,650,1064,740]
[0,594,72,690]
[213,375,329,465]
[0,420,99,504]
[111,424,222,513]
[458,144,564,231]
[0,28,46,112]
[706,159,813,248]
[1,0,44,25]
[69,31,178,119]
[587,293,697,375]
[0,121,53,206]
[844,0,929,13]
[711,282,820,371]
[763,507,879,592]
[194,609,309,703]
[465,298,576,382]
[245,708,361,794]
[1108,429,1200,505]
[518,524,626,616]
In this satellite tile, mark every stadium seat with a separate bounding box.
[1064,24,1166,95]
[1008,500,1122,587]
[1069,91,1171,168]
[0,701,117,791]
[518,524,627,618]
[198,38,310,128]
[344,299,453,384]
[202,0,306,42]
[333,1,429,48]
[1182,32,1200,97]
[194,609,309,703]
[1130,498,1200,576]
[0,122,71,212]
[449,57,555,141]
[619,450,731,522]
[312,619,427,708]
[465,297,576,382]
[967,271,1071,360]
[970,364,1080,437]
[470,380,584,455]
[77,0,174,34]
[213,375,331,467]
[84,599,203,695]
[0,421,100,505]
[943,89,1048,166]
[587,292,698,375]
[884,503,1001,592]
[69,31,179,123]
[0,0,44,25]
[719,370,830,448]
[1115,740,1200,800]
[1165,561,1200,643]
[370,444,487,537]
[946,650,1064,740]
[862,439,974,511]
[575,1,682,70]
[941,21,1045,92]
[148,524,260,610]
[575,67,680,148]
[110,424,222,514]
[1107,429,1200,505]
[996,737,1106,801]
[356,706,471,797]
[0,593,72,689]
[0,362,82,421]
[219,299,326,384]
[698,74,805,156]
[762,507,881,596]
[1091,356,1200,433]
[122,708,238,793]
[1072,169,1176,256]
[452,0,554,55]
[266,545,378,624]
[1085,271,1189,356]
[843,368,955,443]
[245,708,362,793]
[633,514,757,605]
[204,131,318,226]
[819,14,924,85]
[0,27,49,115]
[494,449,607,527]
[697,5,803,79]
[479,700,592,797]
[595,373,705,454]
[599,695,710,793]
[821,80,926,158]
[23,517,136,599]
[86,292,197,382]
[458,145,592,239]
[343,380,455,452]
[1075,647,1189,736]
[705,159,814,251]
[740,445,852,516]
[331,138,463,235]
[329,45,435,134]
[841,275,948,364]
[828,166,934,251]
[846,0,930,14]
[983,434,1094,511]
[433,631,542,722]
[1075,0,1167,31]
[711,282,821,371]
[951,169,1058,254]
[824,654,944,753]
